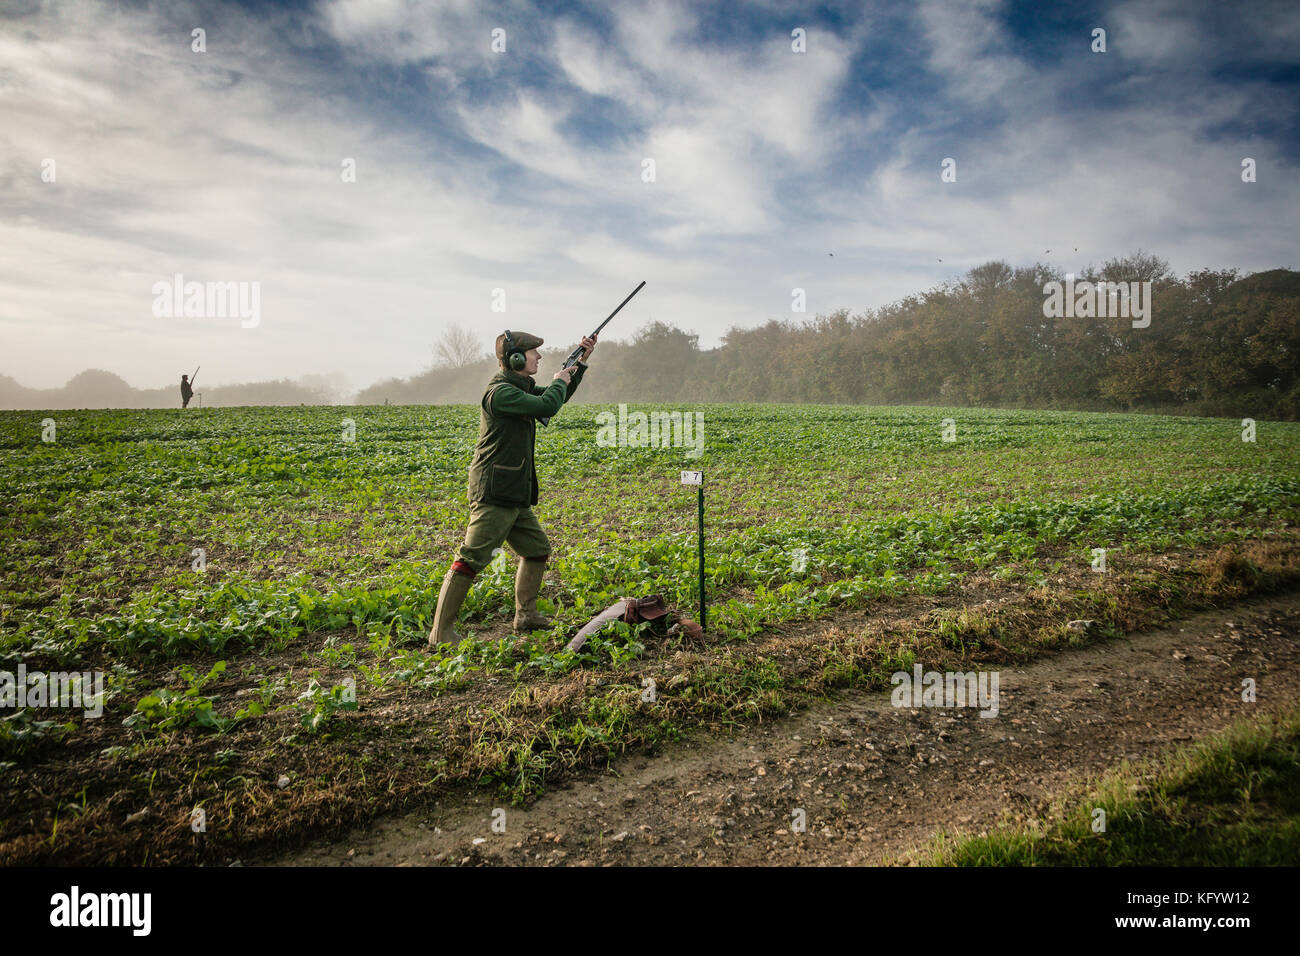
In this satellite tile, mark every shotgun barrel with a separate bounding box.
[560,280,645,371]
[540,281,645,426]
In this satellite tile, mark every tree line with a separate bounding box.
[4,252,1294,416]
[361,253,1299,420]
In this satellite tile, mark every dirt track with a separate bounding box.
[268,591,1300,866]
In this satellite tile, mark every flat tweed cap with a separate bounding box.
[497,330,544,365]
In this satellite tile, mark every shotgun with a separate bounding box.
[540,280,645,426]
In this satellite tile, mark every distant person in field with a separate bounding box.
[180,374,193,408]
[428,330,598,647]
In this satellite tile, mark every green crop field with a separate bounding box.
[2,403,1298,864]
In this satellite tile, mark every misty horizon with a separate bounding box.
[3,257,1295,419]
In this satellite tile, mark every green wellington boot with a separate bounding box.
[428,569,473,648]
[512,558,552,632]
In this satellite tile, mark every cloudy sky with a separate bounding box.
[1,0,1297,391]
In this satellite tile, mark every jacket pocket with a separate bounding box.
[488,458,528,503]
[468,461,489,502]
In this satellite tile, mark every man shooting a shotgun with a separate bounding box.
[180,366,199,409]
[429,281,645,647]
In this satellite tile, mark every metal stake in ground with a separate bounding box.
[681,469,705,629]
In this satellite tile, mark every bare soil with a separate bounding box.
[268,590,1300,866]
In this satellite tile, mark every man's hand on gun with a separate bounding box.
[538,282,640,425]
[552,333,598,385]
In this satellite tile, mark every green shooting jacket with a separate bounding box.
[467,364,586,507]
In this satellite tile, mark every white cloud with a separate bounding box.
[319,0,480,62]
[916,0,1027,104]
[1109,0,1207,66]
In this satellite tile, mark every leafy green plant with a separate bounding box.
[318,638,357,669]
[123,661,233,734]
[295,675,358,733]
[583,620,650,666]
[0,708,76,757]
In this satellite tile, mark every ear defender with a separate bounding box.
[504,329,526,370]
